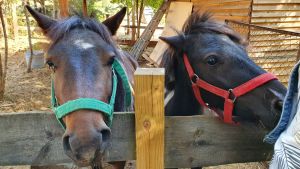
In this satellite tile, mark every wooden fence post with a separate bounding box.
[134,68,165,169]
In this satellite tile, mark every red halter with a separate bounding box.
[183,53,278,124]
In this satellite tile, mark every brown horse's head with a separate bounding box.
[26,6,136,166]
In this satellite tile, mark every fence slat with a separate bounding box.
[0,111,272,168]
[134,68,165,169]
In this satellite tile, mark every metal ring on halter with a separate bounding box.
[191,74,199,84]
[228,89,237,103]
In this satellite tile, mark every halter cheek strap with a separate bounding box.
[51,59,132,129]
[183,53,278,124]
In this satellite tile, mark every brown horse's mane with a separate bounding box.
[47,16,117,50]
[160,11,246,90]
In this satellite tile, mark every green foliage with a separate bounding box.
[146,0,164,10]
[111,0,164,10]
[69,0,124,21]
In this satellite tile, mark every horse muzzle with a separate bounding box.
[62,124,111,166]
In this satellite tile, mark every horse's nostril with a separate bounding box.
[100,128,111,143]
[63,134,73,154]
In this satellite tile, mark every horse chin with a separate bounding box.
[70,151,105,168]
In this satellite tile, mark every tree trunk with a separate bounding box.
[52,0,58,18]
[12,3,19,39]
[126,9,130,35]
[23,0,34,73]
[135,0,139,37]
[0,2,8,100]
[82,0,87,17]
[137,0,145,38]
[131,1,136,41]
[58,0,69,18]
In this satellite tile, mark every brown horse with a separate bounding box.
[26,6,137,168]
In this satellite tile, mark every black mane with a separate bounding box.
[160,11,246,90]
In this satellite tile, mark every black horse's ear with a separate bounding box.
[25,5,56,33]
[159,35,184,49]
[103,7,127,35]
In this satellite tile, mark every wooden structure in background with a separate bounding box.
[149,2,193,64]
[0,69,273,168]
[175,0,252,22]
[251,0,300,32]
[134,68,165,169]
[130,1,170,60]
[175,0,300,28]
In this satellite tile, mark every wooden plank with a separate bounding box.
[134,68,165,169]
[149,2,193,64]
[193,0,250,6]
[226,20,300,36]
[253,22,300,28]
[252,17,300,23]
[253,4,300,11]
[209,8,250,13]
[254,0,300,4]
[215,15,249,21]
[252,11,300,17]
[193,1,251,8]
[0,111,273,168]
[248,44,299,51]
[129,1,170,60]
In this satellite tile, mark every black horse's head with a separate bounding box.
[161,12,287,129]
[26,6,136,167]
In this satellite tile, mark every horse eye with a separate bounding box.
[46,61,56,71]
[206,56,218,66]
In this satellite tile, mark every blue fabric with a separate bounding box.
[264,61,300,144]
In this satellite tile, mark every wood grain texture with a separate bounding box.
[134,68,165,169]
[0,111,273,168]
[149,2,193,64]
[253,0,300,4]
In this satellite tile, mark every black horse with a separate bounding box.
[160,12,287,168]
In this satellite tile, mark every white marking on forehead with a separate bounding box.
[74,39,94,49]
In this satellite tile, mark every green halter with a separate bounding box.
[51,59,132,129]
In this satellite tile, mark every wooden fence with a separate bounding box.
[0,68,273,168]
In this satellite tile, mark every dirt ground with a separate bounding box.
[0,37,267,169]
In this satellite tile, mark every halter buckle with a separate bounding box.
[228,89,237,103]
[191,74,199,84]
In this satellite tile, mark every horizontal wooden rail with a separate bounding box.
[0,111,273,168]
[226,19,300,36]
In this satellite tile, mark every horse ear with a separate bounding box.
[25,5,56,33]
[159,35,184,49]
[102,7,127,35]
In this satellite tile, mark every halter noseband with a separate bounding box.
[183,53,278,124]
[51,59,132,129]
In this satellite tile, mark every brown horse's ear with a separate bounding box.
[25,5,57,33]
[102,7,126,35]
[159,35,185,50]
